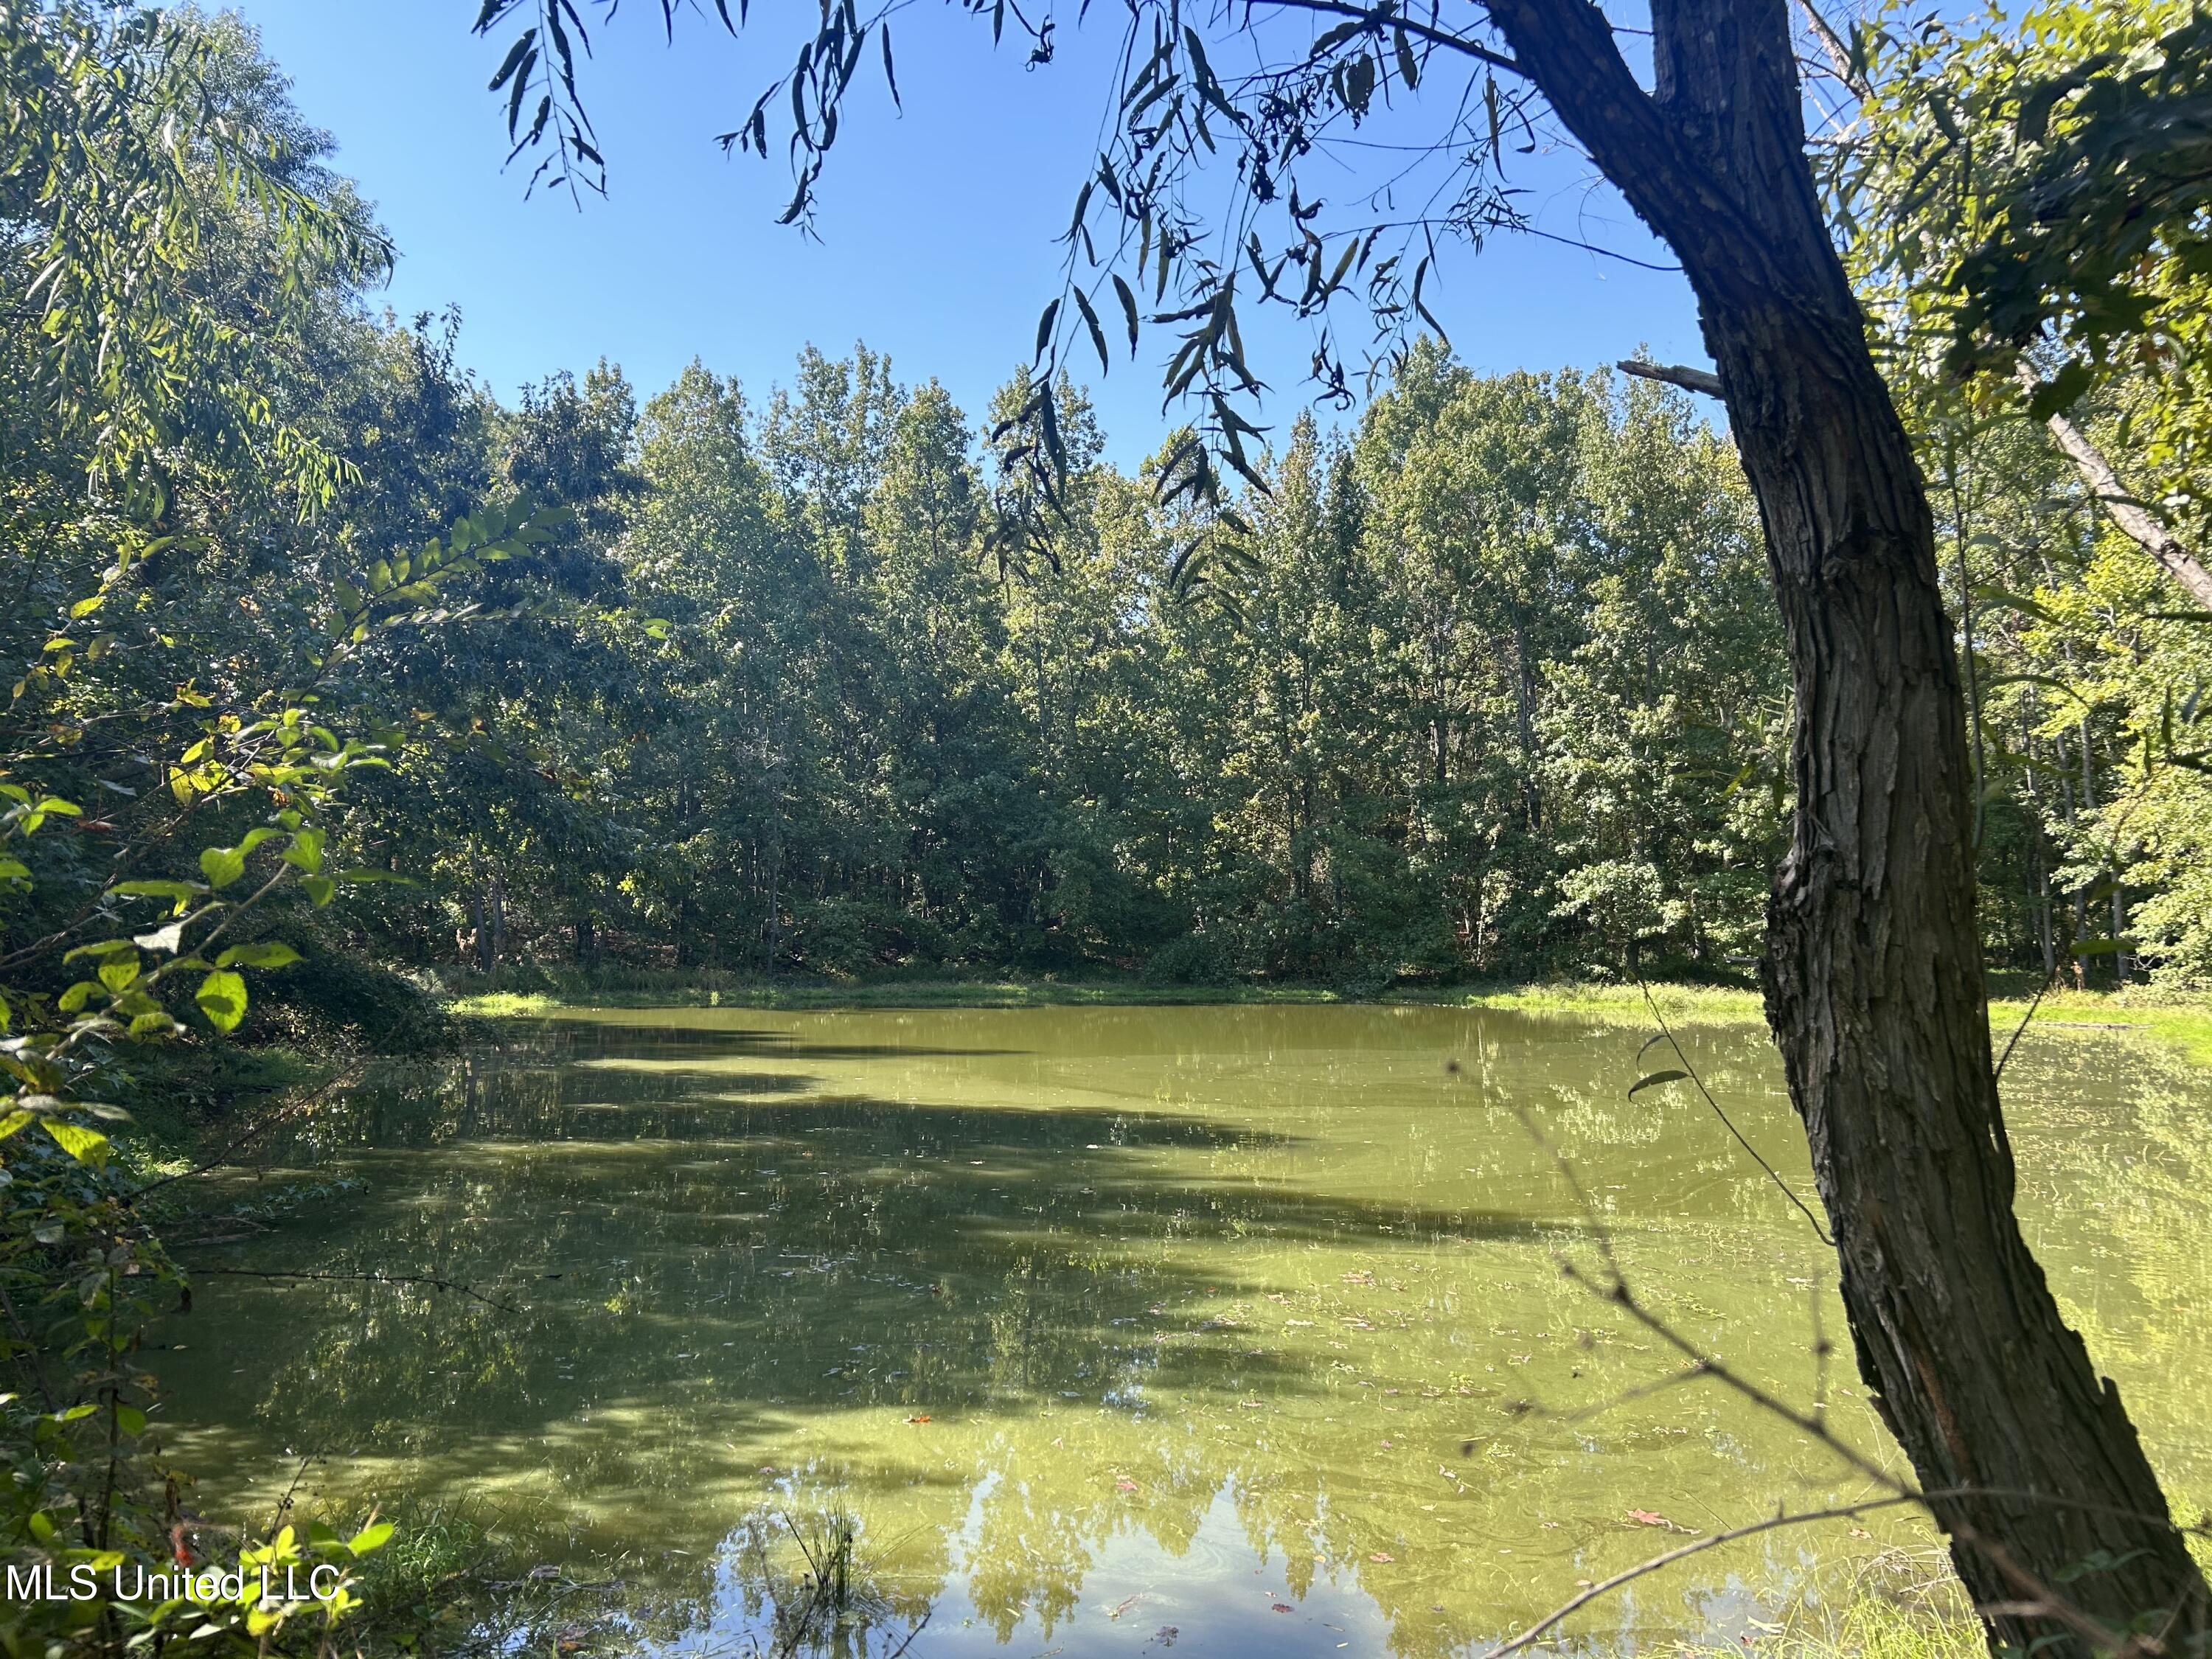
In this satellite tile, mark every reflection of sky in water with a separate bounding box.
[636,1481,1401,1659]
[153,1006,2212,1657]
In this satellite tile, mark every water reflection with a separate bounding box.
[154,1006,2212,1657]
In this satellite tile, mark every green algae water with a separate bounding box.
[153,1004,2212,1658]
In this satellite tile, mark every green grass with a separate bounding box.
[451,973,1359,1015]
[1663,1548,1985,1659]
[445,970,2212,1068]
[1440,980,1769,1019]
[444,971,1773,1021]
[1987,987,2212,1068]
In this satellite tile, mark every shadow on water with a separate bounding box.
[149,1005,2212,1659]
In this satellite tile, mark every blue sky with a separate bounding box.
[231,0,1712,465]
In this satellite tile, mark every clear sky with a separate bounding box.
[229,0,1714,466]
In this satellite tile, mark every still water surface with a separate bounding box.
[156,1005,2212,1657]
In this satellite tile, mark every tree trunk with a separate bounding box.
[1484,0,2206,1646]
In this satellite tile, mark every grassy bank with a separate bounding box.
[443,969,1764,1018]
[444,970,2212,1066]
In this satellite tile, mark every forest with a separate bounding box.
[4,0,2212,1656]
[7,16,2208,1001]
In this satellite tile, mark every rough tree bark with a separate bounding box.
[1481,0,2208,1646]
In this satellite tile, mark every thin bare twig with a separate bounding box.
[1506,1091,2166,1658]
[1634,978,1834,1244]
[180,1267,523,1316]
[126,1063,365,1204]
[1478,1493,1930,1659]
[1992,967,2059,1085]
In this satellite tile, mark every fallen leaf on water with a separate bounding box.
[1369,1551,1395,1563]
[905,1413,932,1425]
[1627,1509,1699,1534]
[1271,1604,1294,1614]
[1116,1477,1139,1492]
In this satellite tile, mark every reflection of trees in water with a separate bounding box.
[2000,1032,2212,1499]
[153,1012,2212,1658]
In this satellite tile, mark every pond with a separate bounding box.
[153,1004,2212,1658]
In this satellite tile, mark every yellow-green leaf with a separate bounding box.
[44,1120,110,1166]
[196,970,248,1032]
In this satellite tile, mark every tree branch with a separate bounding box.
[1792,0,1866,97]
[1248,0,1529,78]
[2016,364,2212,613]
[1618,358,1722,397]
[179,1267,524,1316]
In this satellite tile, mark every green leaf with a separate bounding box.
[199,828,279,890]
[63,936,136,963]
[348,1522,395,1557]
[216,942,300,970]
[1985,671,2092,708]
[1112,274,1141,353]
[302,874,336,907]
[196,970,248,1033]
[115,1405,147,1437]
[283,827,326,874]
[114,879,207,902]
[1074,288,1111,374]
[1971,585,2061,626]
[1628,1069,1690,1096]
[2025,361,2094,422]
[44,1120,110,1166]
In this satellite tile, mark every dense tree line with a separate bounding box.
[305,338,1787,989]
[7,12,2201,1016]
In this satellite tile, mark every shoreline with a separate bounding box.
[442,975,2212,1065]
